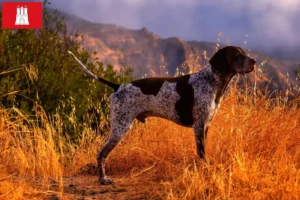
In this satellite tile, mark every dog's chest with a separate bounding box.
[191,80,220,123]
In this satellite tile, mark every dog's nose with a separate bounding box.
[250,58,256,65]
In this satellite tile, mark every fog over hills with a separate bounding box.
[1,0,299,61]
[50,0,300,62]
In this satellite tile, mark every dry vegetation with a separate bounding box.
[0,84,299,199]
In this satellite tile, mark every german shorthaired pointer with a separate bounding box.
[68,46,256,185]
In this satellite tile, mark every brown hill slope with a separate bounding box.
[65,15,299,94]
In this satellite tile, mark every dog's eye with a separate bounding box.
[234,54,240,58]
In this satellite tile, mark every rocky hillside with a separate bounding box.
[64,14,300,95]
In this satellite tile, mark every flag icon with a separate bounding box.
[2,2,43,29]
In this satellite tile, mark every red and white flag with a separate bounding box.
[2,2,43,29]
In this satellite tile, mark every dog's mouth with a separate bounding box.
[239,65,255,75]
[247,65,255,73]
[239,58,256,75]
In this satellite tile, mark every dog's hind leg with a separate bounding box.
[97,114,134,185]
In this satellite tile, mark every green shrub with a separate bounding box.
[0,0,133,140]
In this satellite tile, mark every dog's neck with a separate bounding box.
[206,65,236,104]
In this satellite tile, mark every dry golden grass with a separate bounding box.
[0,88,299,199]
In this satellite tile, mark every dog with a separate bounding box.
[68,46,256,185]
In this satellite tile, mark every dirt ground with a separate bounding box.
[42,175,164,200]
[29,163,166,200]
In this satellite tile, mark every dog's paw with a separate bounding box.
[99,176,113,185]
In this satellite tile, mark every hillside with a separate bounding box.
[64,14,299,95]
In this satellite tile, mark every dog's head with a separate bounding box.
[209,46,256,75]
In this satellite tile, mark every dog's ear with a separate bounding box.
[209,48,227,73]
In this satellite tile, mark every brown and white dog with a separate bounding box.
[68,46,256,185]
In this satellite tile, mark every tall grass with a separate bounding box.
[0,85,299,199]
[0,104,105,199]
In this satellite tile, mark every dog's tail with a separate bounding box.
[68,51,120,92]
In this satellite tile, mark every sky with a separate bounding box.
[2,0,300,54]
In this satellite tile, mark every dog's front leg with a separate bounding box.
[193,122,209,159]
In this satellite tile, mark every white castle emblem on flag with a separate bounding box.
[15,6,29,25]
